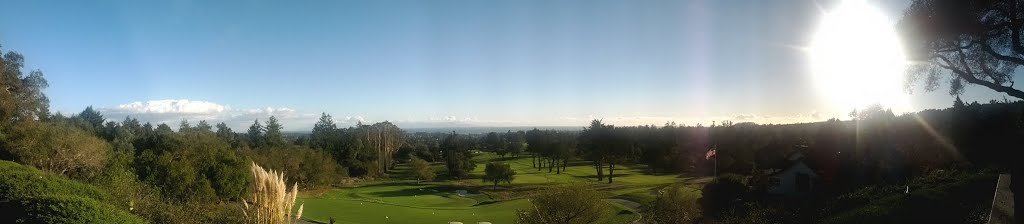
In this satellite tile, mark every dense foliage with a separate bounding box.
[819,169,996,224]
[481,131,526,158]
[407,157,435,183]
[3,122,110,179]
[644,184,701,224]
[243,146,344,189]
[0,45,49,126]
[482,162,516,189]
[526,128,578,175]
[308,113,405,177]
[441,132,476,179]
[516,185,610,224]
[0,160,145,223]
[134,130,249,202]
[700,174,749,218]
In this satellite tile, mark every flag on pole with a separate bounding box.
[705,148,717,160]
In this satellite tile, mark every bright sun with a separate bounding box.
[809,0,910,114]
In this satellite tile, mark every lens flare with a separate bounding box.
[809,0,911,114]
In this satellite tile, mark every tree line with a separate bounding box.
[306,113,405,177]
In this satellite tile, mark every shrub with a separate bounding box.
[4,122,110,179]
[517,184,609,224]
[700,174,748,218]
[818,169,996,224]
[0,160,144,223]
[18,194,146,223]
[0,160,106,199]
[408,157,435,183]
[645,184,701,224]
[483,162,515,189]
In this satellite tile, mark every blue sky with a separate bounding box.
[1,0,1019,131]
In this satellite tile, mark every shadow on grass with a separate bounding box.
[473,200,499,206]
[302,219,328,224]
[566,160,592,166]
[358,181,418,188]
[580,173,635,179]
[365,187,433,198]
[488,156,521,162]
[365,185,472,198]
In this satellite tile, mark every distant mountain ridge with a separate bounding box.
[404,126,582,134]
[282,126,583,135]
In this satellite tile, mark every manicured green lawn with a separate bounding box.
[298,153,703,224]
[298,193,528,224]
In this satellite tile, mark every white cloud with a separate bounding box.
[114,99,227,114]
[242,107,297,116]
[99,99,326,132]
[342,116,366,124]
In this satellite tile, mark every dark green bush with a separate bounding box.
[134,131,248,201]
[18,194,146,223]
[242,145,346,189]
[700,174,748,217]
[0,160,145,223]
[0,160,106,200]
[819,169,996,224]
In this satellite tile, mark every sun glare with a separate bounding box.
[809,0,910,114]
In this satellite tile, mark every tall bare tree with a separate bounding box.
[359,121,405,176]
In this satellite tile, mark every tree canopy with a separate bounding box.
[483,162,515,189]
[899,0,1024,98]
[0,46,49,125]
[516,185,609,224]
[408,157,435,183]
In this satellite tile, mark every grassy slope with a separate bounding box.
[298,153,703,224]
[0,160,146,223]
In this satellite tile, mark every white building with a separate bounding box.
[765,152,818,195]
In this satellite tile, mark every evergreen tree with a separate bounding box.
[196,120,213,133]
[247,119,265,148]
[178,120,192,133]
[442,132,475,179]
[264,116,286,147]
